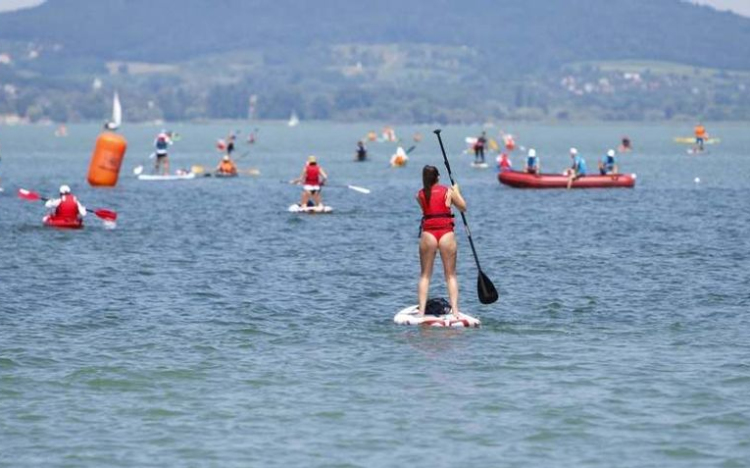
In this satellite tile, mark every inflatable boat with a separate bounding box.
[498,171,636,189]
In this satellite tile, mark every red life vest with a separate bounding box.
[499,154,511,169]
[418,184,454,231]
[55,194,81,220]
[304,164,321,185]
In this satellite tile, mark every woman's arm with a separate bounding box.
[448,186,467,212]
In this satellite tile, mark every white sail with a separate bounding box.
[288,110,299,127]
[104,91,122,131]
[112,91,122,128]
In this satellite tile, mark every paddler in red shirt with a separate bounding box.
[292,155,328,208]
[416,165,467,318]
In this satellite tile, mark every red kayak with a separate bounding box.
[498,170,636,189]
[43,215,83,229]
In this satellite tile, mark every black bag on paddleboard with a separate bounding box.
[425,298,452,316]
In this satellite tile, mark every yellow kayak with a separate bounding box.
[674,137,720,145]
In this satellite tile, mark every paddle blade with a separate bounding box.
[93,209,117,221]
[133,165,144,175]
[347,185,370,194]
[17,189,41,201]
[477,270,499,304]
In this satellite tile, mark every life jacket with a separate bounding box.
[156,137,169,151]
[418,184,454,231]
[527,156,538,168]
[574,155,588,175]
[55,194,81,220]
[304,164,321,185]
[504,136,516,151]
[499,154,511,170]
[219,160,236,173]
[695,126,706,138]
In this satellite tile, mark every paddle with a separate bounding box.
[433,129,499,305]
[17,189,118,221]
[284,180,370,194]
[326,184,370,194]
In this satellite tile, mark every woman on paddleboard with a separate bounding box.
[417,165,467,318]
[292,155,328,208]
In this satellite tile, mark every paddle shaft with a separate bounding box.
[433,130,485,272]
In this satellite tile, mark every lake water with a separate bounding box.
[1,122,749,467]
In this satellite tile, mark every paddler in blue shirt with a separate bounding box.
[599,149,618,175]
[524,148,540,174]
[566,148,587,189]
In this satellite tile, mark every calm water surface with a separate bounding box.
[1,122,749,467]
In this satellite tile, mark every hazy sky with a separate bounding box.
[0,0,44,13]
[692,0,750,16]
[0,0,749,16]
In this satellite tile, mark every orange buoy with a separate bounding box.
[87,132,127,187]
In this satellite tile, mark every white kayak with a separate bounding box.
[471,162,489,169]
[137,172,196,181]
[394,305,480,328]
[288,204,333,214]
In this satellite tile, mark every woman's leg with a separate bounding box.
[438,232,460,317]
[418,233,438,315]
[300,190,310,207]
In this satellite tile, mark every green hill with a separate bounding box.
[1,0,750,122]
[2,0,750,70]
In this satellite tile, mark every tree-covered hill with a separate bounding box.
[1,0,750,71]
[2,0,750,123]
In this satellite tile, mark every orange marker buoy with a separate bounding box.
[87,132,127,187]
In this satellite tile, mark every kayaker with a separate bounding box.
[416,165,467,318]
[497,152,512,172]
[503,133,516,152]
[355,141,367,161]
[599,149,618,175]
[216,155,238,175]
[44,185,86,224]
[566,148,587,189]
[524,148,540,174]
[694,123,707,152]
[390,147,409,167]
[474,131,487,163]
[154,131,173,175]
[292,155,328,207]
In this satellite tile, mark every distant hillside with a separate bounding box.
[2,0,750,123]
[1,0,750,71]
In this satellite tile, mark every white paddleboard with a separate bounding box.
[288,204,333,214]
[394,305,480,328]
[471,162,489,169]
[137,173,196,181]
